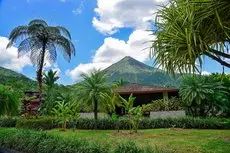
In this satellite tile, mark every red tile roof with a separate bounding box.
[117,84,179,94]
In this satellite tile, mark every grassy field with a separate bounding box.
[48,129,230,153]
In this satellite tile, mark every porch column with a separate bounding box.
[163,91,169,102]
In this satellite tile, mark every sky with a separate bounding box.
[0,0,229,85]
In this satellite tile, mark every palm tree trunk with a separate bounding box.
[37,44,46,104]
[94,98,98,120]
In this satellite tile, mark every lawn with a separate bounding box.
[48,128,230,153]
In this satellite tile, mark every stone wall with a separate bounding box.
[150,110,185,118]
[79,113,109,119]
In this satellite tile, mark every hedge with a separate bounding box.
[16,117,56,130]
[0,117,18,127]
[1,117,230,130]
[0,128,165,153]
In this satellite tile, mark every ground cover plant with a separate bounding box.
[0,128,167,153]
[1,128,230,153]
[48,128,230,153]
[1,117,230,130]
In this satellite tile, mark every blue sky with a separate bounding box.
[0,0,229,85]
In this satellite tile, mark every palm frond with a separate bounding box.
[17,37,39,57]
[7,26,28,48]
[56,26,72,40]
[45,43,57,64]
[49,35,75,62]
[151,0,230,74]
[28,19,48,27]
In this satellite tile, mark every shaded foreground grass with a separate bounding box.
[48,128,230,153]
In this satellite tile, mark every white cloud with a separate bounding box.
[201,71,211,75]
[53,67,61,76]
[92,0,169,34]
[66,62,111,81]
[67,30,155,81]
[0,37,31,72]
[72,0,85,15]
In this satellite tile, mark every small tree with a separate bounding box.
[52,101,79,131]
[128,104,152,133]
[120,94,136,114]
[41,70,60,115]
[43,70,59,89]
[75,69,112,120]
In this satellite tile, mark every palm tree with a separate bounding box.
[6,19,75,99]
[75,69,112,120]
[179,76,226,116]
[150,0,230,74]
[43,70,59,88]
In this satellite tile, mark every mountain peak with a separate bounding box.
[103,56,181,87]
[120,56,138,62]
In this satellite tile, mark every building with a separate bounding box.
[21,91,42,116]
[116,84,179,115]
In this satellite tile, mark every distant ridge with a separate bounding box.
[103,56,181,87]
[0,66,37,94]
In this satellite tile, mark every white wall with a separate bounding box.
[150,110,185,118]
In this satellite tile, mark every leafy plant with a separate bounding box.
[151,97,184,111]
[120,94,136,114]
[0,84,19,116]
[43,70,59,89]
[128,104,152,133]
[52,101,79,131]
[150,0,230,75]
[180,75,227,116]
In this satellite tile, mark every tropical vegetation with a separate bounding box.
[0,84,19,116]
[74,69,113,120]
[0,2,230,152]
[151,0,230,74]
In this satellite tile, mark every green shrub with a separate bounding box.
[151,97,184,111]
[16,117,56,130]
[2,116,230,130]
[114,142,168,153]
[0,129,154,153]
[0,117,18,127]
[71,117,230,130]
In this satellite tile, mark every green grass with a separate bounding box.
[48,129,230,153]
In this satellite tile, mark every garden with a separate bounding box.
[1,0,230,153]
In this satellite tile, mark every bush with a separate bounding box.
[71,117,230,130]
[2,116,230,130]
[0,129,156,153]
[0,117,18,127]
[16,117,57,130]
[151,97,184,111]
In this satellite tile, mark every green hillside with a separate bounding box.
[0,66,37,96]
[103,56,182,87]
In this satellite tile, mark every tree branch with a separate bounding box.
[203,52,230,68]
[210,49,230,59]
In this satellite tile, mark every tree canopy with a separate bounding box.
[7,19,75,97]
[151,0,230,74]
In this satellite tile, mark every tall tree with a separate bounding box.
[43,70,59,88]
[6,19,75,99]
[75,69,112,120]
[151,0,230,74]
